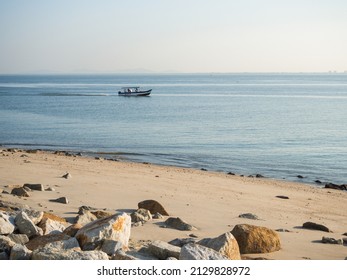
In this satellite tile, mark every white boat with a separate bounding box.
[118,87,152,96]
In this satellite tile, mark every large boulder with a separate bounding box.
[15,211,43,238]
[148,240,181,259]
[231,224,281,254]
[75,213,131,251]
[138,200,169,216]
[22,209,44,225]
[0,212,15,234]
[198,232,241,260]
[179,243,227,260]
[32,247,109,260]
[26,233,73,251]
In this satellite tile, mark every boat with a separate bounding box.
[118,87,152,96]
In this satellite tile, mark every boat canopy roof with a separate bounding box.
[121,86,140,89]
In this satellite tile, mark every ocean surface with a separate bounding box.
[1,73,346,185]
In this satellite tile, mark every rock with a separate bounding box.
[297,175,305,179]
[138,199,169,216]
[276,195,289,199]
[321,237,343,245]
[0,235,16,255]
[315,180,322,184]
[325,183,347,191]
[38,217,67,235]
[75,210,98,226]
[63,224,83,237]
[9,244,32,260]
[91,210,113,219]
[41,212,67,223]
[231,224,281,254]
[302,222,331,232]
[32,247,109,260]
[227,172,236,175]
[8,233,29,245]
[15,211,43,238]
[0,211,15,234]
[45,187,55,191]
[44,237,80,250]
[112,249,138,260]
[111,249,157,260]
[179,243,227,260]
[165,217,197,231]
[23,183,45,191]
[11,187,30,197]
[168,238,196,247]
[22,209,44,225]
[49,197,69,204]
[26,233,72,251]
[101,239,122,256]
[78,205,97,214]
[343,238,347,245]
[148,240,181,260]
[62,172,72,179]
[238,213,259,220]
[198,232,241,260]
[76,213,131,251]
[131,208,152,223]
[0,251,9,260]
[275,229,291,232]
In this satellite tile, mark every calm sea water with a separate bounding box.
[1,73,346,185]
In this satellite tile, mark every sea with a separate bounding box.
[1,73,346,186]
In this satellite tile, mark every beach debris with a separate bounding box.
[276,195,289,199]
[11,187,30,197]
[179,243,227,260]
[231,224,281,254]
[75,213,131,251]
[324,183,347,191]
[62,172,71,179]
[238,213,259,220]
[15,211,43,238]
[0,212,15,235]
[275,229,291,232]
[198,232,241,260]
[302,222,331,232]
[321,236,343,245]
[164,217,197,231]
[138,199,169,216]
[23,183,44,191]
[49,197,69,204]
[32,246,109,260]
[148,240,181,260]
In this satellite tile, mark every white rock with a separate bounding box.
[0,212,15,234]
[179,243,227,260]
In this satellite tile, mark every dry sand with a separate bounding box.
[0,149,346,260]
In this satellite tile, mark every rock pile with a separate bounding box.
[0,197,286,260]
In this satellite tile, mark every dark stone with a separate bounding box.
[200,168,207,171]
[227,172,235,175]
[23,183,44,191]
[11,187,30,197]
[138,199,169,216]
[256,174,265,178]
[297,175,305,179]
[165,217,196,231]
[315,180,322,184]
[324,183,347,191]
[321,237,342,245]
[276,195,289,199]
[302,222,330,232]
[238,213,259,220]
[49,197,69,204]
[168,238,196,247]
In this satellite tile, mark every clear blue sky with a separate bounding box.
[0,0,346,73]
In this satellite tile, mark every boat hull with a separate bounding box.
[118,89,151,96]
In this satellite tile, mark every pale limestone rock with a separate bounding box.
[76,213,131,251]
[198,232,241,260]
[15,211,42,238]
[32,247,109,260]
[148,240,181,260]
[0,212,15,234]
[179,243,227,260]
[9,244,32,260]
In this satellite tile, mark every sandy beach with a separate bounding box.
[0,148,346,260]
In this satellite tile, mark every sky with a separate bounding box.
[0,0,346,73]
